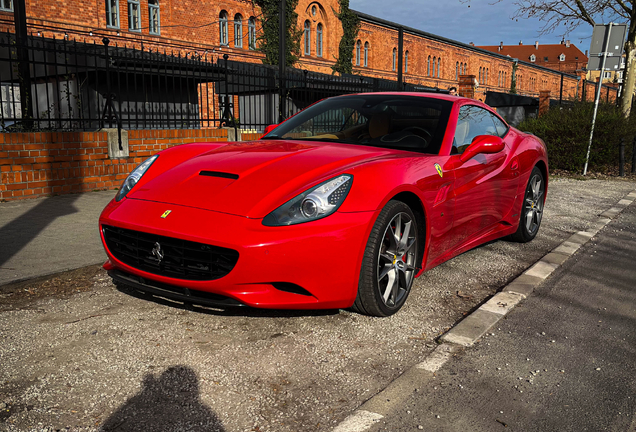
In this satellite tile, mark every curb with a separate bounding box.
[332,189,636,432]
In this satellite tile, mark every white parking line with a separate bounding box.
[332,410,384,432]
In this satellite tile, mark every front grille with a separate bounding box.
[102,225,239,281]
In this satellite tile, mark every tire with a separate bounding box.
[509,166,545,243]
[352,200,419,317]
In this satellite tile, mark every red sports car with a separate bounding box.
[99,93,547,316]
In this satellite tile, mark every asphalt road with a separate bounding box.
[369,200,636,431]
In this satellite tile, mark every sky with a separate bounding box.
[348,0,598,50]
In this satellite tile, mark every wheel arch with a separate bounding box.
[391,191,427,272]
[534,159,549,201]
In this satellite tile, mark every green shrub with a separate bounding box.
[518,102,635,173]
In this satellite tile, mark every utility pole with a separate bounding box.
[13,0,34,128]
[584,23,613,176]
[278,0,286,123]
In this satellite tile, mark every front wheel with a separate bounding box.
[352,200,419,317]
[510,166,545,243]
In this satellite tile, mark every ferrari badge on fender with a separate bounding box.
[434,163,443,178]
[161,210,172,219]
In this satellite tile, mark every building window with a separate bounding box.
[603,71,612,79]
[248,17,256,50]
[455,62,459,80]
[316,23,323,57]
[427,56,431,76]
[433,57,437,77]
[364,42,369,67]
[544,56,548,62]
[234,14,243,48]
[106,0,119,28]
[405,51,409,73]
[127,0,141,31]
[485,68,488,84]
[0,0,13,11]
[356,40,361,66]
[530,54,536,62]
[479,67,482,83]
[219,11,228,45]
[304,21,311,55]
[392,48,396,71]
[559,54,565,61]
[148,0,160,34]
[437,57,441,78]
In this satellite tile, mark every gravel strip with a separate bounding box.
[0,176,634,432]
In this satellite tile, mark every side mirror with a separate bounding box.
[260,124,278,139]
[459,135,505,163]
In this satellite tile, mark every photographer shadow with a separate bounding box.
[100,365,225,432]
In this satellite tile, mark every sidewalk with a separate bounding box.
[361,200,636,431]
[0,191,115,286]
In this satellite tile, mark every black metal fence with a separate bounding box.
[0,32,445,134]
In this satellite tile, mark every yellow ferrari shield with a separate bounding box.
[434,163,443,178]
[161,210,172,219]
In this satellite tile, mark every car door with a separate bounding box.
[447,105,512,247]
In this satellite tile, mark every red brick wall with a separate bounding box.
[0,129,228,201]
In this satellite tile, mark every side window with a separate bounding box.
[490,113,508,137]
[452,105,499,154]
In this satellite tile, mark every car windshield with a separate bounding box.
[262,94,453,154]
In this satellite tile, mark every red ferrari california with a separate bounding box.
[99,93,547,316]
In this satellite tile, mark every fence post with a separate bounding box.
[619,137,625,177]
[13,0,33,129]
[632,135,636,174]
[278,0,286,123]
[539,90,551,117]
[458,75,476,99]
[397,27,403,90]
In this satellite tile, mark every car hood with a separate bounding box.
[129,140,395,218]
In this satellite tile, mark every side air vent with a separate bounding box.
[199,171,239,180]
[271,282,314,297]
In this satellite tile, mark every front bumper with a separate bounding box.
[99,197,377,309]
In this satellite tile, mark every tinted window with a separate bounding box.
[263,95,453,155]
[452,105,500,154]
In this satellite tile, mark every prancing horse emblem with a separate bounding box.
[151,242,164,263]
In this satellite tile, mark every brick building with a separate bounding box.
[479,40,589,75]
[0,0,590,100]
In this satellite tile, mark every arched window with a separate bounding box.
[148,0,160,34]
[316,23,323,57]
[455,62,459,80]
[437,57,441,78]
[219,11,228,46]
[479,67,482,83]
[392,48,396,71]
[356,40,361,66]
[248,17,256,50]
[427,56,431,76]
[405,50,409,73]
[485,68,488,85]
[304,21,311,55]
[464,63,467,75]
[234,14,243,48]
[364,42,369,67]
[433,57,437,77]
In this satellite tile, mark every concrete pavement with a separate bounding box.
[337,196,636,431]
[0,190,114,286]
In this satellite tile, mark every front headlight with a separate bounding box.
[116,155,159,201]
[263,174,353,226]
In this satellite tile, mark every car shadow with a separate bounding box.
[100,365,225,432]
[0,194,80,268]
[115,284,342,318]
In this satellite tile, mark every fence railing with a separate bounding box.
[0,32,451,134]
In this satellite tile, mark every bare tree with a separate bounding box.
[466,0,636,116]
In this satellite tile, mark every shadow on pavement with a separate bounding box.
[0,194,80,268]
[100,366,225,432]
